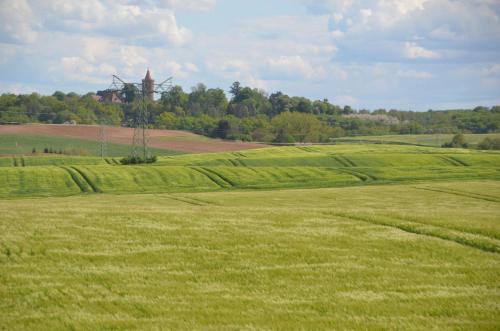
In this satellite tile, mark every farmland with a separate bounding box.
[0,143,499,329]
[0,124,266,154]
[0,144,498,199]
[0,134,182,157]
[0,180,499,329]
[333,133,500,147]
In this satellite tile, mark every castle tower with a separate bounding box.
[142,69,155,102]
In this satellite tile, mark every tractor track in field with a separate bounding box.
[447,156,470,166]
[339,155,357,167]
[231,152,248,158]
[155,194,218,206]
[166,196,207,206]
[413,186,500,203]
[331,155,357,167]
[332,156,350,167]
[227,159,240,167]
[69,166,101,193]
[297,146,317,153]
[61,167,91,193]
[327,211,500,254]
[201,167,235,187]
[190,167,234,188]
[438,155,469,166]
[334,168,376,182]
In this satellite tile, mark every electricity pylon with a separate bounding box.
[105,73,172,159]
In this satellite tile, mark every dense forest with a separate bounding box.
[0,82,499,143]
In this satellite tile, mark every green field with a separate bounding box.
[1,144,498,199]
[0,181,499,329]
[333,133,500,147]
[0,144,499,329]
[0,134,183,157]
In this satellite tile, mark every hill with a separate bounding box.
[0,124,266,155]
[0,144,498,198]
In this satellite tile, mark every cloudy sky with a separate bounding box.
[0,0,499,110]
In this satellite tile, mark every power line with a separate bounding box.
[103,74,172,159]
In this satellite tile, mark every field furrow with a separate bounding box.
[329,211,500,253]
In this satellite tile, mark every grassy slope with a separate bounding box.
[0,181,499,330]
[0,144,499,198]
[0,134,183,157]
[333,133,500,147]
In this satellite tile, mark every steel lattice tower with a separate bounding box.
[104,71,172,159]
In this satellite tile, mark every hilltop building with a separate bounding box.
[142,69,155,102]
[96,70,155,104]
[96,90,123,104]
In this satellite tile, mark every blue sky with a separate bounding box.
[0,0,499,111]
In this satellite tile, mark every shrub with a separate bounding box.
[442,134,468,148]
[32,147,36,154]
[120,155,157,165]
[477,137,500,150]
[44,147,48,153]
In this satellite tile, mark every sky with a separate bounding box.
[0,0,499,111]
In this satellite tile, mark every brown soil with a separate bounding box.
[0,124,267,153]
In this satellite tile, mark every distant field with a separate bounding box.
[0,134,182,157]
[333,133,500,147]
[0,181,499,329]
[0,144,499,198]
[0,124,266,153]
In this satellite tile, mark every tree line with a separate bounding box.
[0,82,499,143]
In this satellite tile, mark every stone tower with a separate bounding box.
[142,69,155,102]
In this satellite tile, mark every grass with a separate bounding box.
[333,133,500,147]
[0,180,499,329]
[0,133,183,157]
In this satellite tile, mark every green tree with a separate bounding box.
[271,112,331,143]
[161,85,188,113]
[121,84,139,103]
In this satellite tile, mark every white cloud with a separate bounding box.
[11,1,193,46]
[430,25,457,40]
[157,11,192,45]
[404,42,441,59]
[163,0,217,12]
[0,0,38,43]
[60,56,109,83]
[267,55,319,79]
